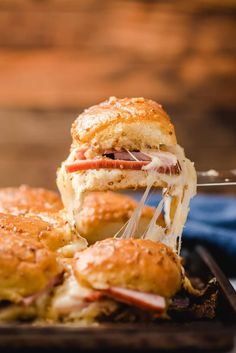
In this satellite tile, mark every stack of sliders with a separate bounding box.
[57,97,197,252]
[1,97,214,323]
[51,97,200,322]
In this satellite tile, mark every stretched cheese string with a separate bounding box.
[163,192,171,228]
[121,146,196,253]
[126,149,140,162]
[143,197,165,241]
[155,146,196,253]
[114,219,130,238]
[121,171,157,239]
[168,146,196,253]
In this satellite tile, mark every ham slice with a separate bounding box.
[84,291,104,302]
[21,275,62,306]
[103,150,151,162]
[66,159,148,172]
[66,159,179,174]
[67,148,180,174]
[103,287,166,312]
[76,149,87,160]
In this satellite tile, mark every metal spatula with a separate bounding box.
[197,169,236,186]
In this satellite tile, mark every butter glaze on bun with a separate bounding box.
[76,192,164,244]
[0,212,72,252]
[0,185,63,216]
[71,97,176,150]
[74,238,182,298]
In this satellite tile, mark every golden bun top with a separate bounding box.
[0,228,62,303]
[0,185,63,216]
[71,97,176,149]
[79,191,154,222]
[74,238,182,298]
[0,212,72,252]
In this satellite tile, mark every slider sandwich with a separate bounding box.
[49,238,183,322]
[57,97,196,252]
[0,186,87,257]
[0,227,63,321]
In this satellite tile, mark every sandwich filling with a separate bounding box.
[50,238,183,323]
[49,274,166,322]
[66,148,180,174]
[58,144,196,253]
[0,275,62,322]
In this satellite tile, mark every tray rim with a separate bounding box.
[196,245,236,314]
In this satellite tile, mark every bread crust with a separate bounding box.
[0,185,63,216]
[77,192,164,244]
[74,238,182,298]
[0,212,72,252]
[71,97,176,148]
[0,228,62,303]
[79,191,154,224]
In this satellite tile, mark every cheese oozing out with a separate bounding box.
[119,145,196,253]
[57,145,196,254]
[49,274,118,322]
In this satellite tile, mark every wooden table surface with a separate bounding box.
[0,0,235,192]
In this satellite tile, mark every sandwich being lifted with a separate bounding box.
[57,97,197,252]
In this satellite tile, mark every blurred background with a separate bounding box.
[0,0,235,191]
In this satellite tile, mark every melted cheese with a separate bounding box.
[121,171,156,239]
[120,145,196,253]
[49,274,117,322]
[50,275,92,315]
[58,240,87,257]
[58,145,196,254]
[143,197,165,241]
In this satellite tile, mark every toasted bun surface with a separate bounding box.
[77,192,164,244]
[0,212,72,252]
[72,97,176,149]
[0,185,63,216]
[74,238,182,298]
[0,229,62,303]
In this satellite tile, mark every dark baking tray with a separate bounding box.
[0,246,235,352]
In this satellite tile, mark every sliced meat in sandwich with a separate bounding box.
[57,97,196,253]
[49,238,183,322]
